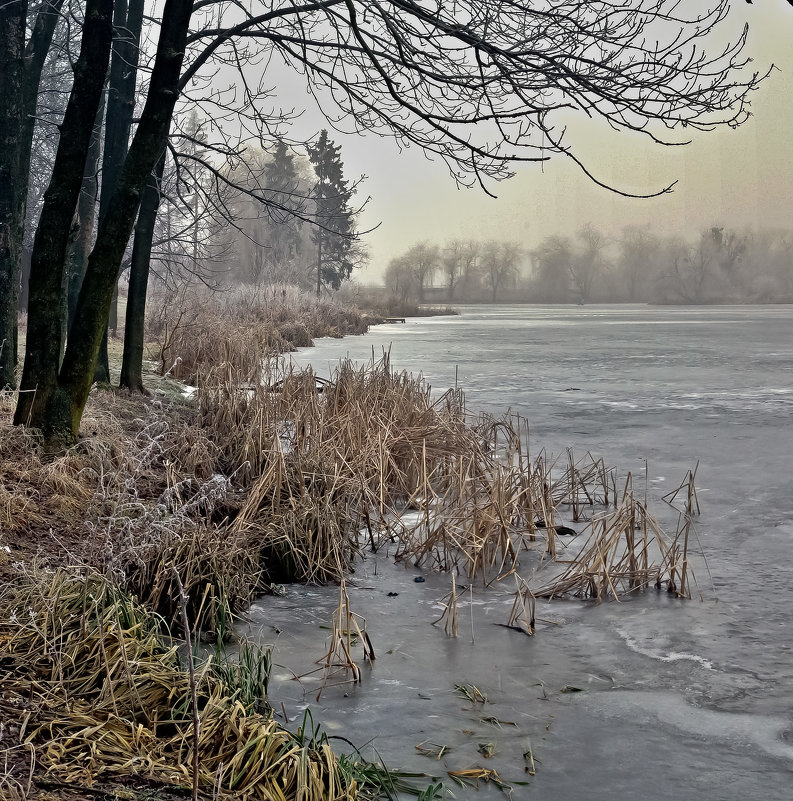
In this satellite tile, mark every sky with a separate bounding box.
[267,1,793,281]
[249,0,793,284]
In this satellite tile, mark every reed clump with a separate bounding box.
[83,411,260,637]
[170,352,696,596]
[0,569,361,800]
[146,284,368,384]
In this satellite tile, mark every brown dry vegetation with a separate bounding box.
[146,284,370,383]
[0,291,700,800]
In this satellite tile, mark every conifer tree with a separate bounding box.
[263,141,304,270]
[308,130,356,296]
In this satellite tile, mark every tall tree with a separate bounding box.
[94,0,146,382]
[16,0,193,440]
[119,152,166,393]
[308,130,356,296]
[0,0,66,388]
[67,96,106,331]
[14,0,115,427]
[263,141,304,271]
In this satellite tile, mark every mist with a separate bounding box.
[316,1,793,283]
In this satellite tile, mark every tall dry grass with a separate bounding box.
[166,348,696,596]
[146,284,368,383]
[0,570,359,799]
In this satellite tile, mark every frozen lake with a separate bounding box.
[243,304,793,799]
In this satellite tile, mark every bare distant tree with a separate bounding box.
[481,241,522,302]
[404,242,440,303]
[532,236,574,302]
[384,255,418,310]
[658,233,714,303]
[442,240,479,301]
[617,226,660,301]
[570,225,608,302]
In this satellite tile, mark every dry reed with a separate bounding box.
[146,285,368,384]
[0,569,359,799]
[163,348,701,600]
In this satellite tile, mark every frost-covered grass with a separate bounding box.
[145,284,369,384]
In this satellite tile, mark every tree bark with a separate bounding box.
[67,95,106,330]
[19,247,32,312]
[14,0,115,427]
[95,0,146,382]
[0,0,66,389]
[0,0,27,388]
[49,0,193,442]
[316,233,323,298]
[120,151,166,393]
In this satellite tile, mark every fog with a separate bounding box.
[297,2,793,282]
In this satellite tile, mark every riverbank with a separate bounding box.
[1,296,698,800]
[1,290,392,800]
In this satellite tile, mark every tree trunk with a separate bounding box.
[19,247,32,311]
[14,0,115,428]
[0,0,66,389]
[67,95,106,329]
[0,0,27,388]
[95,0,145,382]
[316,233,323,298]
[120,152,165,393]
[44,0,193,443]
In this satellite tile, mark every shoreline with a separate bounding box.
[1,295,699,800]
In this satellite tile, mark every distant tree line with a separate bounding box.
[0,0,767,443]
[385,225,793,307]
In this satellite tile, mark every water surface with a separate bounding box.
[243,305,793,799]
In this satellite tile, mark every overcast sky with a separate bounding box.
[275,2,793,281]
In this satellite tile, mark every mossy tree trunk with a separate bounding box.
[25,0,194,443]
[0,0,27,389]
[67,95,106,332]
[14,0,115,428]
[0,0,64,389]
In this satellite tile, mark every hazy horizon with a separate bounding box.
[303,2,793,282]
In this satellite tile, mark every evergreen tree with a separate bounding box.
[308,130,356,296]
[262,141,304,270]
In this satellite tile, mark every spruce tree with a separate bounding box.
[263,141,303,271]
[308,130,355,296]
